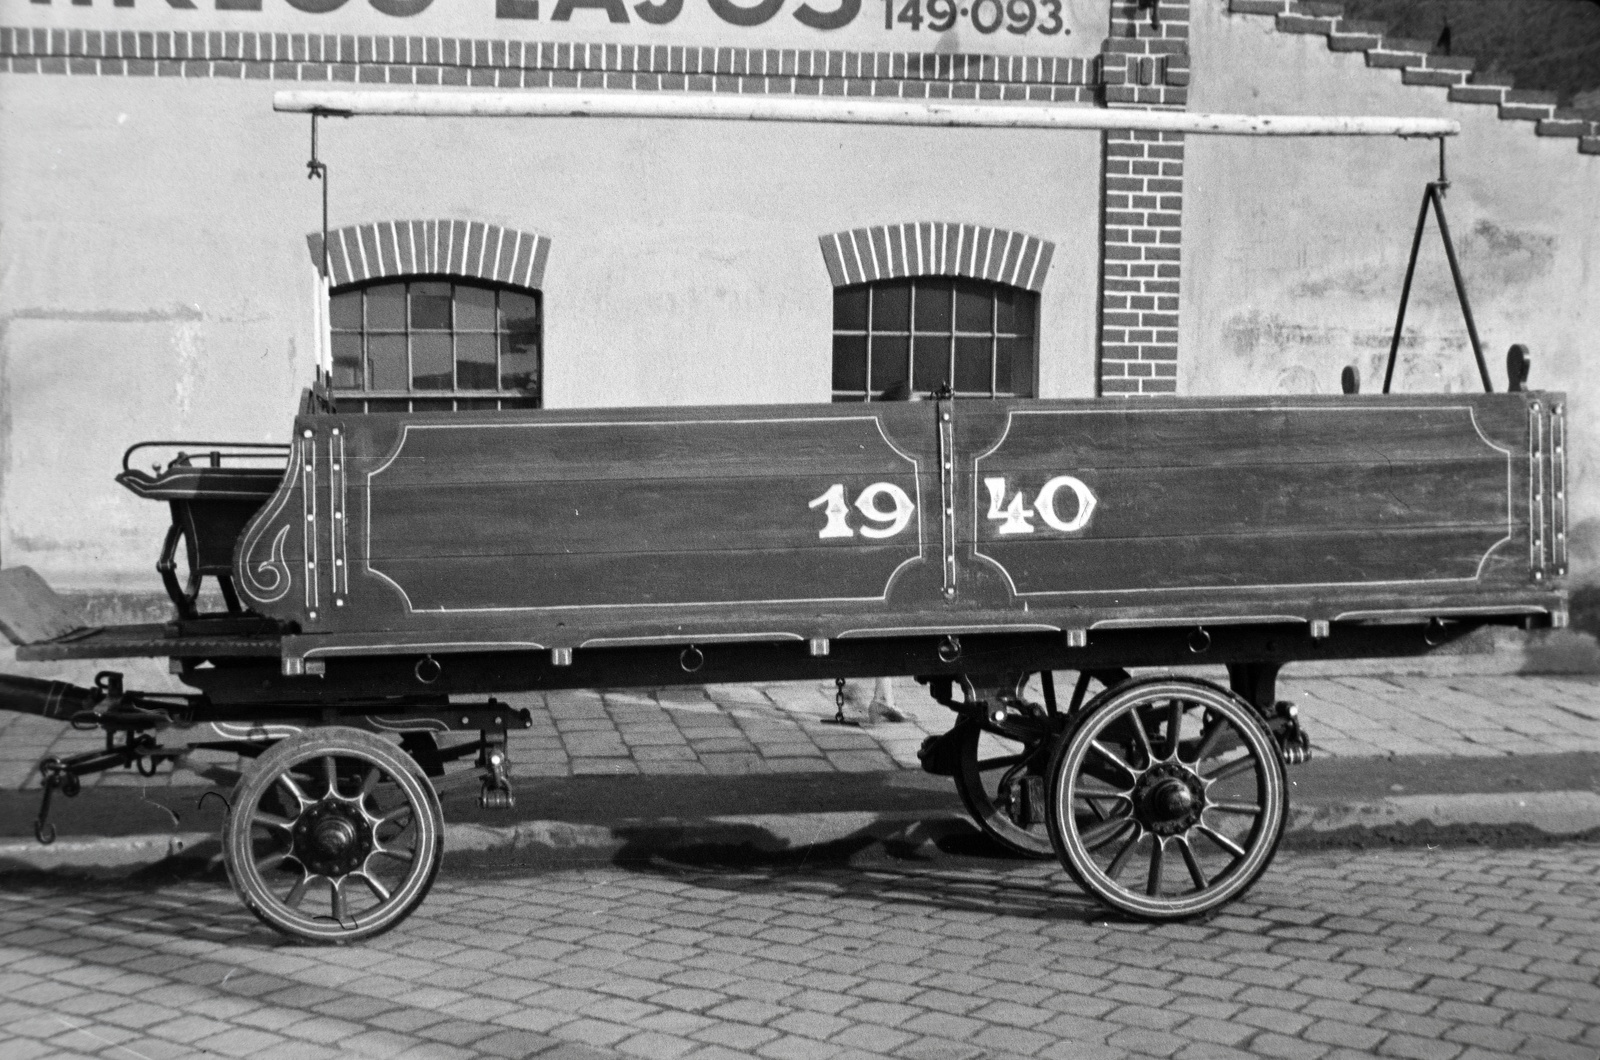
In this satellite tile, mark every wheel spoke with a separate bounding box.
[1088,740,1138,781]
[373,844,415,863]
[254,850,291,874]
[1197,824,1248,860]
[355,872,390,902]
[283,874,310,909]
[1106,831,1142,878]
[275,773,312,810]
[377,805,414,831]
[1146,838,1165,896]
[1178,838,1209,889]
[1077,791,1129,822]
[322,756,339,798]
[359,765,383,798]
[1164,700,1184,761]
[330,878,348,922]
[1081,816,1135,851]
[1189,715,1229,765]
[1126,705,1155,765]
[252,811,295,833]
[1204,754,1259,785]
[1209,800,1261,816]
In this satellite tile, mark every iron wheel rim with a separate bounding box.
[1048,679,1286,920]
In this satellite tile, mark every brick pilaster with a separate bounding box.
[1097,0,1190,396]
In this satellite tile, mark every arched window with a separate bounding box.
[329,279,541,412]
[831,278,1037,402]
[308,219,550,413]
[819,222,1051,402]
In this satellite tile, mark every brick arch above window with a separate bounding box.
[305,219,551,291]
[818,223,1055,294]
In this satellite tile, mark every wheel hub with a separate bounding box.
[1133,762,1206,836]
[293,801,374,877]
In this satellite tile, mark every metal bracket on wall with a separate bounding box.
[934,384,957,601]
[1382,138,1493,395]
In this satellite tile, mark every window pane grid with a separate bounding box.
[329,279,542,413]
[832,278,1036,402]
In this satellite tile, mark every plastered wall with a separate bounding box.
[1181,1,1600,587]
[0,75,1101,590]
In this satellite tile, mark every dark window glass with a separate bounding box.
[331,333,364,389]
[455,285,496,331]
[833,287,869,331]
[954,336,992,393]
[912,335,950,392]
[368,334,408,392]
[954,280,992,333]
[327,278,543,413]
[329,291,363,330]
[500,333,540,392]
[914,280,952,332]
[367,285,406,331]
[411,334,453,390]
[501,290,539,332]
[872,282,912,332]
[870,335,909,392]
[410,283,452,330]
[831,277,1037,401]
[832,335,868,392]
[457,334,497,390]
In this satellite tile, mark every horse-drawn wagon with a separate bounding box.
[0,91,1570,943]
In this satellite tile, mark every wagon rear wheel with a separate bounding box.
[1046,677,1286,921]
[222,726,444,944]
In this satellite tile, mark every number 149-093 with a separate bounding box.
[885,0,1068,35]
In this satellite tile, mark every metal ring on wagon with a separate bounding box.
[937,635,962,663]
[1188,626,1212,654]
[415,655,443,684]
[680,645,704,673]
[1423,617,1449,646]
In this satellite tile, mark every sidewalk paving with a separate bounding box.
[0,672,1594,875]
[1,672,1596,793]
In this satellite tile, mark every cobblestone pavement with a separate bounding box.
[2,674,1596,791]
[2,843,1598,1060]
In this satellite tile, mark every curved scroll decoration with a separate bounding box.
[235,445,299,606]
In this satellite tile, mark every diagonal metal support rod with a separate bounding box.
[1383,139,1492,394]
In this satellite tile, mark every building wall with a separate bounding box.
[2,0,1595,607]
[1180,1,1600,587]
[0,72,1101,590]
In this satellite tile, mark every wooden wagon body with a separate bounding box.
[235,390,1565,663]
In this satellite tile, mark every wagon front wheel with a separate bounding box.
[953,714,1057,859]
[223,726,444,944]
[1046,678,1287,921]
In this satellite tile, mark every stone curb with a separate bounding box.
[3,791,1597,878]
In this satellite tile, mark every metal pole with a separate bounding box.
[1383,186,1435,395]
[273,90,1461,139]
[1430,189,1492,392]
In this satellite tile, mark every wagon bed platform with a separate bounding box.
[16,622,282,662]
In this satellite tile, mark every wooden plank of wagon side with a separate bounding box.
[961,397,1528,602]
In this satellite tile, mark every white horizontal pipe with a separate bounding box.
[274,90,1460,138]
